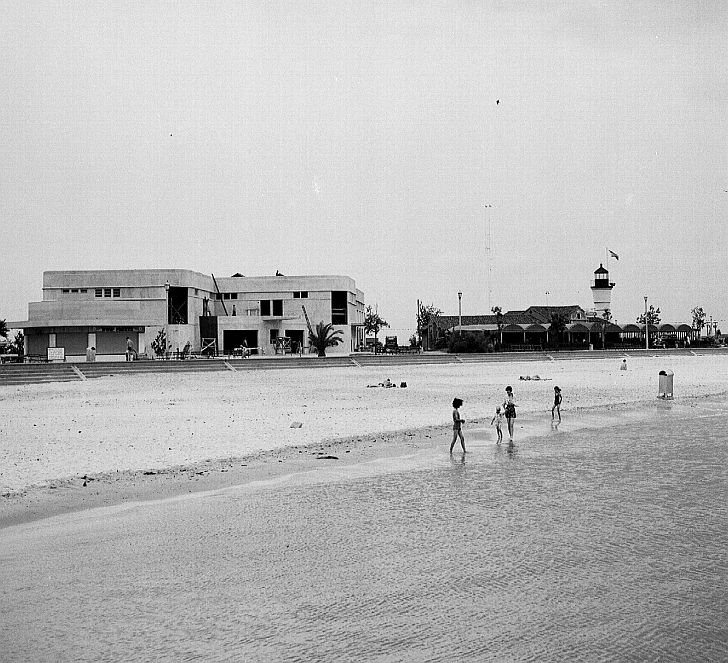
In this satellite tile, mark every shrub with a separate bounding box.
[448,332,491,353]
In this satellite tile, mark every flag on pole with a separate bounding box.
[609,250,619,260]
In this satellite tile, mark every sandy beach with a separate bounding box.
[2,352,727,526]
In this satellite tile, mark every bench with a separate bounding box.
[25,354,51,363]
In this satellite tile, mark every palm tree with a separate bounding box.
[0,318,8,340]
[309,321,344,357]
[549,311,569,349]
[491,306,504,347]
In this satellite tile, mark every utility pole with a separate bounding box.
[644,296,649,350]
[165,280,170,359]
[458,292,463,337]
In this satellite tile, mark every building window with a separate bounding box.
[95,289,103,297]
[104,288,112,298]
[113,288,120,298]
[331,291,347,325]
[260,300,283,316]
[62,289,70,293]
[223,293,231,300]
[80,289,87,293]
[293,291,309,299]
[270,329,279,344]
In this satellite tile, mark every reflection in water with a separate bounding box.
[494,439,518,459]
[2,402,727,663]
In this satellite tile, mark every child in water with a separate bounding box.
[490,406,504,443]
[552,386,562,423]
[450,398,466,453]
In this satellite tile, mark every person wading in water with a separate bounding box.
[503,386,517,442]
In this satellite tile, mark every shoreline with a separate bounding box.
[3,354,727,528]
[1,393,716,530]
[0,423,447,529]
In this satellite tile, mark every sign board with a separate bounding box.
[47,347,65,361]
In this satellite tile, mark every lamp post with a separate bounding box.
[458,291,462,337]
[165,280,170,360]
[644,296,649,350]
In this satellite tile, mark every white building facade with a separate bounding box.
[14,269,365,361]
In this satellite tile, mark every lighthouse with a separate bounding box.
[591,264,614,317]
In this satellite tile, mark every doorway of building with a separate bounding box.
[223,330,258,354]
[167,287,188,325]
[285,330,305,354]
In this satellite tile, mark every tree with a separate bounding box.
[8,331,24,356]
[150,329,169,357]
[597,309,612,349]
[491,306,504,346]
[549,311,569,348]
[0,319,8,340]
[364,305,389,347]
[308,321,344,357]
[636,305,661,326]
[691,306,706,336]
[417,303,442,349]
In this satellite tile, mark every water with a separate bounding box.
[1,400,727,662]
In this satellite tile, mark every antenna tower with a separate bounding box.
[485,205,492,311]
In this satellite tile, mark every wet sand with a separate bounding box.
[2,353,727,528]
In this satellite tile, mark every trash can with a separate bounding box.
[86,346,96,362]
[658,369,673,399]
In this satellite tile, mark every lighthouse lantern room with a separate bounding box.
[591,264,615,317]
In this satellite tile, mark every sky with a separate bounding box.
[2,1,726,338]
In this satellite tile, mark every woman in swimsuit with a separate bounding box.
[503,386,517,442]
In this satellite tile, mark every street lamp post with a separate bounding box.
[165,280,170,360]
[458,292,462,337]
[644,296,649,350]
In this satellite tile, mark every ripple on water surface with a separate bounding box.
[1,400,727,662]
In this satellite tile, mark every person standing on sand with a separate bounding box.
[503,386,517,442]
[490,406,504,443]
[126,337,136,362]
[552,386,562,423]
[450,398,466,453]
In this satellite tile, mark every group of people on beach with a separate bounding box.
[450,385,562,453]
